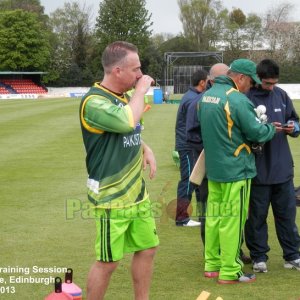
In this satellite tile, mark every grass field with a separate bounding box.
[0,97,299,300]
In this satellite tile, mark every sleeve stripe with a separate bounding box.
[80,95,105,134]
[124,105,135,128]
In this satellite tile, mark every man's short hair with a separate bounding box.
[191,69,208,86]
[101,41,138,73]
[257,59,279,79]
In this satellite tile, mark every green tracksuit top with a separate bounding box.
[198,75,276,182]
[80,83,148,208]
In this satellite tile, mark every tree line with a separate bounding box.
[0,0,299,86]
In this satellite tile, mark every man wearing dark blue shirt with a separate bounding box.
[245,59,300,273]
[175,69,208,226]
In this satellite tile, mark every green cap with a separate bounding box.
[229,59,262,84]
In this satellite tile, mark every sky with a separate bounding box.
[41,0,300,35]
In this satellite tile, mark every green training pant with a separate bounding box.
[204,179,251,280]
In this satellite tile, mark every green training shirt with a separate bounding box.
[80,83,148,208]
[198,76,276,182]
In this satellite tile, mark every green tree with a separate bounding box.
[142,42,163,80]
[0,0,49,26]
[159,35,197,53]
[151,33,176,49]
[48,1,94,86]
[95,0,153,61]
[264,3,294,52]
[244,14,263,58]
[0,0,44,14]
[229,8,246,26]
[263,2,297,64]
[0,9,50,71]
[178,0,227,50]
[222,8,248,59]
